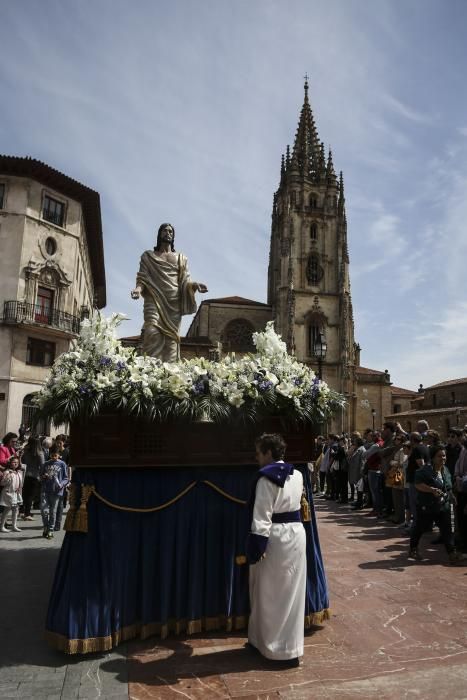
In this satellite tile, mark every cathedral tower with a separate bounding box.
[268,79,358,431]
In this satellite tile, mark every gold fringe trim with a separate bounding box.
[305,608,331,627]
[45,614,248,655]
[45,610,328,654]
[202,480,247,505]
[91,481,197,513]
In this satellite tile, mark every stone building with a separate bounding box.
[385,378,467,438]
[185,80,415,434]
[0,156,105,435]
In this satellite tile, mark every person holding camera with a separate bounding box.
[409,445,465,565]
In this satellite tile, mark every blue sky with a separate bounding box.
[1,0,467,390]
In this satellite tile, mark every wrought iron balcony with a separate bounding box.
[2,300,80,334]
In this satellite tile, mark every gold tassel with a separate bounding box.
[300,490,311,522]
[235,555,247,565]
[74,485,94,533]
[63,483,78,531]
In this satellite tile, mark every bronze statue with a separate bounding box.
[131,223,208,361]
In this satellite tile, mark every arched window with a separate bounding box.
[221,319,256,352]
[291,191,297,206]
[22,393,50,436]
[306,254,324,285]
[309,194,318,208]
[310,223,318,241]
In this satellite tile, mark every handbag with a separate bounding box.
[386,464,403,487]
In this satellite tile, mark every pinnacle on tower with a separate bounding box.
[289,77,322,179]
[319,142,326,178]
[326,148,337,183]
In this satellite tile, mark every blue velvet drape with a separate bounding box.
[46,465,329,653]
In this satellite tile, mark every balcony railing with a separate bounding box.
[2,301,80,334]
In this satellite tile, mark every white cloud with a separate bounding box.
[380,92,436,125]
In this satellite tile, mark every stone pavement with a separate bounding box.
[0,516,128,699]
[2,500,467,699]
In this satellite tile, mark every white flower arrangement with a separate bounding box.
[36,316,344,426]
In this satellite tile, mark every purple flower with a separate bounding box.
[192,379,207,395]
[258,380,274,392]
[116,361,127,371]
[99,356,112,366]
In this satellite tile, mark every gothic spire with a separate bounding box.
[326,148,337,184]
[289,77,321,179]
[338,170,345,215]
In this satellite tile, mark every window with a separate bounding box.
[310,223,317,240]
[22,393,49,434]
[45,237,57,255]
[451,391,456,405]
[432,394,437,407]
[393,404,401,414]
[43,194,65,227]
[35,286,54,324]
[306,254,323,285]
[221,319,255,352]
[309,194,318,208]
[291,191,297,206]
[0,183,5,209]
[26,338,56,366]
[308,325,321,355]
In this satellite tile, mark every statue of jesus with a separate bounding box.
[131,223,208,361]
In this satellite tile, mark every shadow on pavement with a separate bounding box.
[102,638,306,687]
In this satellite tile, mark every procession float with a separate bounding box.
[38,313,343,653]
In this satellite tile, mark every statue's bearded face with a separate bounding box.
[160,225,174,242]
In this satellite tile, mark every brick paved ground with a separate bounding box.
[2,500,467,699]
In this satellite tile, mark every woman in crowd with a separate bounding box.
[20,436,45,520]
[0,433,18,470]
[402,441,412,528]
[385,434,406,523]
[409,445,464,564]
[348,434,366,510]
[41,437,52,461]
[335,436,349,503]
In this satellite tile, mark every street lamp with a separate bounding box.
[313,332,327,379]
[371,408,376,430]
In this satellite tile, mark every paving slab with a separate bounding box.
[124,499,467,699]
[0,515,129,699]
[3,499,467,699]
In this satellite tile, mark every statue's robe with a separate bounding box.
[136,250,196,361]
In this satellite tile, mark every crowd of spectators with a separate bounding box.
[311,420,467,565]
[0,431,71,539]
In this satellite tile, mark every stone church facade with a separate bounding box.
[185,81,417,433]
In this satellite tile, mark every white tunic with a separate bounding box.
[248,468,306,660]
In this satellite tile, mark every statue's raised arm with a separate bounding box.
[131,223,208,361]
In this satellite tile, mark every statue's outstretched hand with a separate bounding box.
[192,282,208,293]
